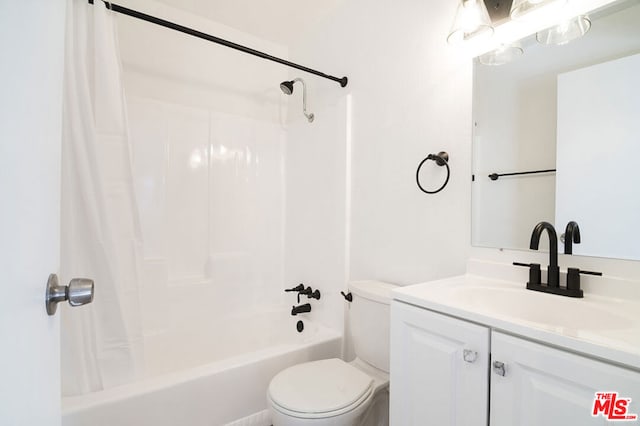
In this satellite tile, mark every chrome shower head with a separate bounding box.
[280,80,294,95]
[279,78,314,123]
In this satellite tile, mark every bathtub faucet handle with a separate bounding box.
[307,289,321,300]
[285,284,316,303]
[298,286,313,303]
[284,283,305,293]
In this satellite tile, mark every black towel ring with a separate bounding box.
[416,151,450,194]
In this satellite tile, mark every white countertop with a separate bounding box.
[393,274,640,371]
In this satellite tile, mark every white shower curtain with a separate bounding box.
[61,0,143,396]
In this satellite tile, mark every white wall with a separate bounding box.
[288,0,473,289]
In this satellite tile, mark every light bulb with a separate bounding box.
[510,0,567,20]
[478,42,524,66]
[447,0,494,45]
[536,15,591,45]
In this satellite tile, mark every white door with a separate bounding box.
[0,1,67,425]
[390,302,490,426]
[490,331,640,426]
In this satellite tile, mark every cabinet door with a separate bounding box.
[490,331,640,426]
[390,302,490,426]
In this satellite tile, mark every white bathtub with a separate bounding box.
[62,311,342,426]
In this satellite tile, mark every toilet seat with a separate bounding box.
[268,358,374,419]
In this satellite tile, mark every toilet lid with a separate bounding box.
[268,358,374,415]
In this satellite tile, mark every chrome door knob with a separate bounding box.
[45,274,94,315]
[67,278,94,306]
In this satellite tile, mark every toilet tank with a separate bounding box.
[348,280,398,373]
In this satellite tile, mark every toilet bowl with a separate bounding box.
[267,281,397,426]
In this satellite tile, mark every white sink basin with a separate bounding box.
[448,285,629,331]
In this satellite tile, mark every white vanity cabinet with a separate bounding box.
[390,300,640,426]
[490,331,640,426]
[390,301,490,426]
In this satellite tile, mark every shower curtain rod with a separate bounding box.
[88,0,349,88]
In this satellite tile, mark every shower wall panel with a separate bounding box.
[128,97,286,342]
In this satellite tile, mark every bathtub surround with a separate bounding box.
[61,0,143,396]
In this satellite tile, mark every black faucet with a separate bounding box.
[291,303,311,316]
[563,221,581,254]
[529,221,559,288]
[516,221,602,298]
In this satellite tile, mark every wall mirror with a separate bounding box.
[472,0,640,260]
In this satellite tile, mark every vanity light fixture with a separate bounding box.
[447,0,494,45]
[478,42,524,65]
[536,15,591,45]
[510,0,567,20]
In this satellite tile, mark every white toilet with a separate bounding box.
[267,280,397,426]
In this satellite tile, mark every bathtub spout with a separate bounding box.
[291,303,311,316]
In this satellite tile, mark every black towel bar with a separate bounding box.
[488,169,556,181]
